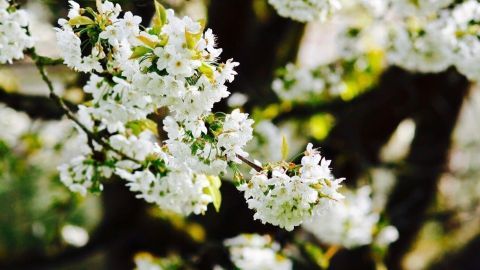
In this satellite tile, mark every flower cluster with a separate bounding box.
[238,143,344,231]
[0,103,31,146]
[268,0,341,22]
[303,186,398,248]
[273,0,480,104]
[443,0,480,81]
[272,62,346,103]
[58,156,112,196]
[55,1,254,216]
[0,0,34,64]
[224,234,292,270]
[134,252,183,270]
[51,0,346,226]
[386,19,453,73]
[375,0,480,79]
[387,0,453,18]
[0,103,86,168]
[246,120,306,166]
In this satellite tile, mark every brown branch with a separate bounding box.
[385,68,470,270]
[27,48,141,164]
[236,154,262,172]
[0,90,71,120]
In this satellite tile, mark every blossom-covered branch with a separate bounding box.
[0,0,345,230]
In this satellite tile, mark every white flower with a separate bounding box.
[227,92,248,108]
[0,1,34,64]
[273,63,345,102]
[116,167,213,215]
[55,21,104,73]
[303,186,396,248]
[389,0,453,17]
[120,11,141,35]
[55,1,254,218]
[99,24,125,46]
[67,1,81,19]
[0,103,31,146]
[239,143,344,231]
[166,54,196,77]
[58,155,110,196]
[224,234,292,270]
[387,22,453,73]
[217,109,254,163]
[268,0,341,22]
[100,0,121,20]
[109,132,160,161]
[375,225,399,247]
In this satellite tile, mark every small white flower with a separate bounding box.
[0,1,34,64]
[239,143,344,230]
[303,186,397,248]
[67,1,81,19]
[224,234,292,270]
[268,0,341,22]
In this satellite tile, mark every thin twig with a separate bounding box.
[27,48,141,164]
[236,154,262,172]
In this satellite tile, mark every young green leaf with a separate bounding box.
[281,135,289,161]
[130,46,151,59]
[137,35,159,48]
[152,0,167,35]
[125,119,159,135]
[199,63,215,82]
[185,30,202,49]
[69,16,95,26]
[205,175,222,212]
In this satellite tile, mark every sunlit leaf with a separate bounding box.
[205,175,222,212]
[281,135,289,160]
[68,16,95,26]
[129,46,151,59]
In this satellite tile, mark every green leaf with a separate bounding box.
[185,30,202,49]
[130,46,151,59]
[159,34,169,46]
[281,135,289,160]
[137,35,159,48]
[205,175,222,212]
[304,243,329,269]
[125,119,158,135]
[197,19,206,33]
[198,63,215,82]
[69,16,95,26]
[152,0,167,35]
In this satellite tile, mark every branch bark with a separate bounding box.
[385,69,470,270]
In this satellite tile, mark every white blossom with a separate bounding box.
[55,1,253,216]
[303,186,398,248]
[58,155,112,196]
[238,143,344,231]
[375,225,399,247]
[217,109,254,163]
[0,103,31,146]
[387,19,453,73]
[272,62,346,102]
[0,0,34,63]
[268,0,341,22]
[224,234,292,270]
[54,1,345,224]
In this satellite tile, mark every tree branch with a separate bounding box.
[27,48,141,164]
